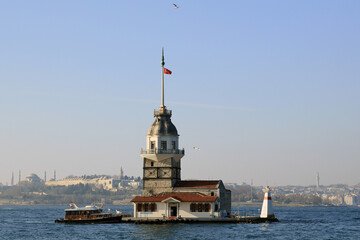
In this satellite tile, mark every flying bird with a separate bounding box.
[193,147,200,150]
[173,4,179,9]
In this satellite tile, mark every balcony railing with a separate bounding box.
[141,148,185,155]
[154,109,172,116]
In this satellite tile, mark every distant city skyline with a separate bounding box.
[1,1,359,186]
[4,168,358,188]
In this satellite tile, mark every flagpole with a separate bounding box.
[161,48,165,108]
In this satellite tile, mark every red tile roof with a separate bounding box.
[175,180,220,188]
[131,192,217,202]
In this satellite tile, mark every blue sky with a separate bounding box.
[0,0,359,186]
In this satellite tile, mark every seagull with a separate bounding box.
[193,147,200,150]
[173,4,179,9]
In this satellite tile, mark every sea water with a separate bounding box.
[0,206,359,239]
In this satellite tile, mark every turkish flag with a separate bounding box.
[164,68,172,74]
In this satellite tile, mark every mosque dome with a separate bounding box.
[25,173,41,183]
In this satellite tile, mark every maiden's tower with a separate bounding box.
[131,50,231,219]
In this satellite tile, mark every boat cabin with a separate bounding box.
[65,206,111,220]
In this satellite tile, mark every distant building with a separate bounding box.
[328,195,343,206]
[344,195,357,206]
[25,173,41,183]
[45,174,141,191]
[119,179,140,189]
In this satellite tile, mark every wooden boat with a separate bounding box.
[55,202,123,223]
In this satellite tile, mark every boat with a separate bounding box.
[55,201,123,223]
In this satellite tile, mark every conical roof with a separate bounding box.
[147,107,178,136]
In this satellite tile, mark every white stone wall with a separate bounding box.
[178,202,218,219]
[133,202,220,219]
[45,179,89,187]
[133,202,167,219]
[147,135,179,151]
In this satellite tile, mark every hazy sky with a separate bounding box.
[1,1,359,186]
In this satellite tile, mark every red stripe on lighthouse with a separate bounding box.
[264,197,272,200]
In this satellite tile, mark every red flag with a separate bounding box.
[164,68,172,75]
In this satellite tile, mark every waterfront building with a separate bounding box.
[344,194,357,206]
[131,50,231,219]
[328,195,344,206]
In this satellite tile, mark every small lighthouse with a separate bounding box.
[260,186,275,219]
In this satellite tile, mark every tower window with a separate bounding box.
[150,141,155,150]
[151,162,154,167]
[161,141,167,150]
[172,141,176,150]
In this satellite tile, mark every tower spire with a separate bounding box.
[161,47,165,108]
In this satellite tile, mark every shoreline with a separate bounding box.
[0,200,353,207]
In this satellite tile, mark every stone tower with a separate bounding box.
[140,49,185,196]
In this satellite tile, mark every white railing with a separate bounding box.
[141,148,185,155]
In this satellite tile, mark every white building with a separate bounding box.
[45,174,142,191]
[344,195,357,206]
[328,195,343,206]
[132,192,221,219]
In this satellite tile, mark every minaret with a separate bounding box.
[11,172,14,186]
[316,172,320,190]
[44,171,47,182]
[119,167,124,180]
[54,170,56,181]
[140,49,185,196]
[18,170,21,193]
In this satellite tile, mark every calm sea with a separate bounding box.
[0,205,359,239]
